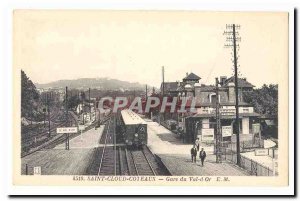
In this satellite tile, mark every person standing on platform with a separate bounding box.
[190,145,197,163]
[195,137,200,151]
[199,148,206,166]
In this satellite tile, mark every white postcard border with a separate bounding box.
[1,0,296,196]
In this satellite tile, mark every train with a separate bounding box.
[119,109,148,147]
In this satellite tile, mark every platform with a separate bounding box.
[21,149,95,175]
[54,125,105,149]
[21,125,105,175]
[241,151,276,171]
[146,119,250,176]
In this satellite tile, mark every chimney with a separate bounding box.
[220,76,227,86]
[195,84,201,97]
[228,82,235,103]
[186,72,188,77]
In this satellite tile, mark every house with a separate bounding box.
[160,72,201,97]
[160,72,261,144]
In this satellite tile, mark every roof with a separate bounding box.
[195,101,251,107]
[183,72,201,81]
[160,82,178,92]
[191,112,261,119]
[223,76,255,88]
[220,101,251,106]
[121,109,146,125]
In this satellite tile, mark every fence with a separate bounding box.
[224,137,263,152]
[220,147,278,176]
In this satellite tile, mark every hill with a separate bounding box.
[35,78,148,91]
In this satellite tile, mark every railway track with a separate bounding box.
[86,114,169,176]
[21,112,78,157]
[21,134,66,158]
[21,112,76,144]
[96,115,148,176]
[97,117,119,175]
[96,116,157,176]
[129,147,156,176]
[118,147,130,175]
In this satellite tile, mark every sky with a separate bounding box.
[14,11,288,88]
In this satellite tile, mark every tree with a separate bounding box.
[21,70,41,119]
[243,84,278,117]
[66,95,80,111]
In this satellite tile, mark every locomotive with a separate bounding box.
[119,109,147,147]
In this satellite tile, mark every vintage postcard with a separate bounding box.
[13,10,289,188]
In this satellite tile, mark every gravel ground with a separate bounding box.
[54,125,104,149]
[146,120,249,176]
[21,125,105,175]
[21,149,94,175]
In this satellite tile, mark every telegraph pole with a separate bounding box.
[65,86,69,150]
[162,66,165,121]
[114,115,117,175]
[145,84,148,100]
[215,78,222,163]
[89,88,91,119]
[224,24,241,166]
[47,93,51,138]
[82,91,85,125]
[233,24,241,166]
[162,66,165,96]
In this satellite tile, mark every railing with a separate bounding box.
[222,137,263,152]
[220,147,278,176]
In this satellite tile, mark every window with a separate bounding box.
[209,93,220,104]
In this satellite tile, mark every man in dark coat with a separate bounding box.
[190,145,197,163]
[199,148,206,166]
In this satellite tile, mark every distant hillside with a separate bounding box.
[36,78,148,90]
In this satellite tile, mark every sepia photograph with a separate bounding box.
[11,9,291,191]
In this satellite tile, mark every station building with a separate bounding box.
[160,72,261,144]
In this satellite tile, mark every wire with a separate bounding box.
[204,46,223,85]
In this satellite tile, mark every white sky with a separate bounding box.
[14,11,288,88]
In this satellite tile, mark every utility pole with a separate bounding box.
[94,99,97,120]
[162,66,165,121]
[89,88,91,117]
[43,108,46,127]
[82,91,85,125]
[215,78,222,163]
[65,86,69,150]
[114,115,116,175]
[162,66,165,96]
[47,93,51,138]
[145,84,148,100]
[224,24,241,166]
[43,94,46,127]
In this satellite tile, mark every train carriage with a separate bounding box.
[120,109,147,147]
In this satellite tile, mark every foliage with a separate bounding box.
[21,70,42,120]
[65,94,81,111]
[243,84,278,117]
